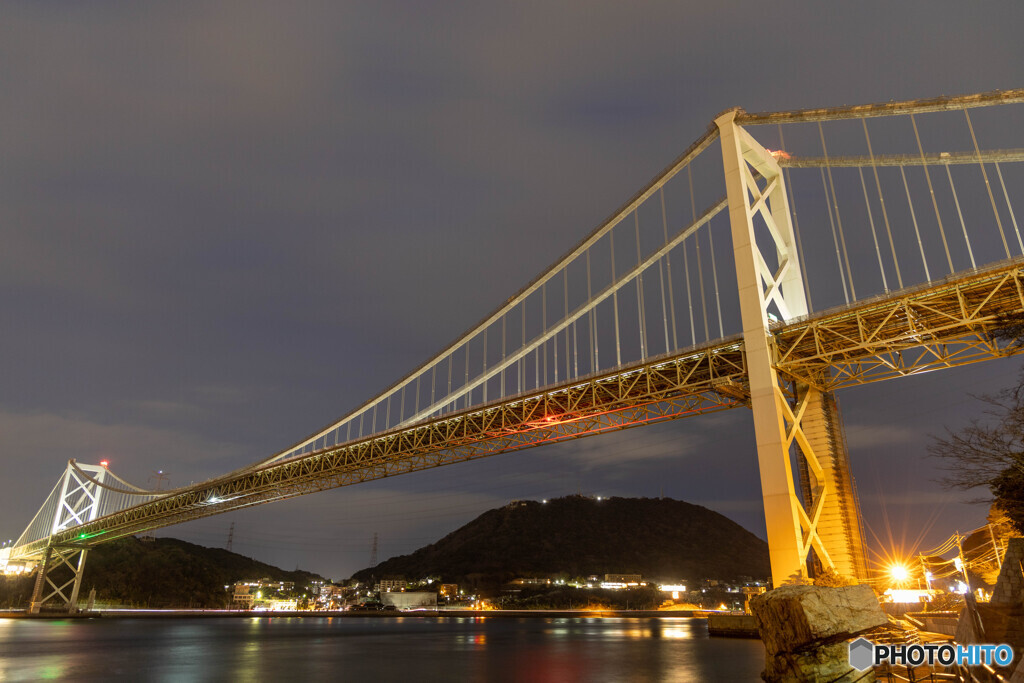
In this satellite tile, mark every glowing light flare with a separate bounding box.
[889,563,910,584]
[99,460,109,468]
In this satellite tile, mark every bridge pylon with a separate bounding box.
[716,111,868,585]
[26,461,108,613]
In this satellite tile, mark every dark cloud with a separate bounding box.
[1,1,1022,577]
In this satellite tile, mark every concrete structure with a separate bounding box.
[381,591,437,610]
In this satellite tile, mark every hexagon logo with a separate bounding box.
[848,637,875,671]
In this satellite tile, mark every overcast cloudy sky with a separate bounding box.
[2,2,1023,579]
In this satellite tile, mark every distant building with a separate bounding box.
[511,578,551,586]
[254,578,295,592]
[232,584,255,608]
[439,584,459,599]
[377,579,407,593]
[604,574,642,584]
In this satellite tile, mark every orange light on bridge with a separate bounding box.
[99,460,109,468]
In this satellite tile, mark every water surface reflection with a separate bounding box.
[0,616,764,682]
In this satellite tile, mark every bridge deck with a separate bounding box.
[12,259,1024,560]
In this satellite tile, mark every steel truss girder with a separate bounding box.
[774,261,1024,390]
[14,345,747,558]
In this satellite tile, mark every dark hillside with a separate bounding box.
[353,496,769,587]
[78,537,324,608]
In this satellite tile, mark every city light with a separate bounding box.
[889,563,910,584]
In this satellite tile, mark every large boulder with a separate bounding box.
[751,584,887,682]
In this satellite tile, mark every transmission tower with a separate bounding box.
[226,521,234,552]
[148,470,170,491]
[369,532,378,567]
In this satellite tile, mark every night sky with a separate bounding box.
[2,3,1023,580]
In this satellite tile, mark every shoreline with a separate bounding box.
[0,607,715,620]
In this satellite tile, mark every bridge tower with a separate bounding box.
[716,111,868,585]
[28,462,108,614]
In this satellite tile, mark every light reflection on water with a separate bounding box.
[0,616,764,682]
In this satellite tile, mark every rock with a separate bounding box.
[752,584,887,653]
[751,584,887,682]
[763,641,871,683]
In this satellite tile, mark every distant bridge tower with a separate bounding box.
[28,462,110,614]
[716,111,868,584]
[369,532,378,568]
[226,522,235,553]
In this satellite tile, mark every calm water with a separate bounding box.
[0,616,765,682]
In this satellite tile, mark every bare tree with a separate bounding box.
[928,368,1024,532]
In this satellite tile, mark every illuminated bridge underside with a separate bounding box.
[776,259,1024,390]
[13,345,748,559]
[14,259,1024,561]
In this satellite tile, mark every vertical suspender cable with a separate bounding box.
[858,166,889,292]
[553,312,558,384]
[564,269,572,380]
[634,211,648,360]
[658,261,669,354]
[499,315,505,398]
[572,318,579,378]
[587,250,598,372]
[447,354,453,413]
[863,119,903,289]
[358,412,363,439]
[686,167,698,343]
[541,284,548,384]
[610,231,622,366]
[660,187,679,350]
[464,345,470,409]
[965,108,1011,258]
[994,162,1023,254]
[385,394,391,430]
[899,165,931,282]
[695,229,710,341]
[431,364,437,409]
[911,114,954,273]
[399,386,406,425]
[820,167,850,304]
[819,122,856,301]
[521,302,526,393]
[708,220,725,338]
[371,404,377,434]
[778,125,813,310]
[481,329,488,403]
[944,164,976,269]
[414,376,421,415]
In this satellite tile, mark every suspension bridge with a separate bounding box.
[5,89,1024,613]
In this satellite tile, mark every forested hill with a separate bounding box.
[75,537,325,607]
[352,495,769,585]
